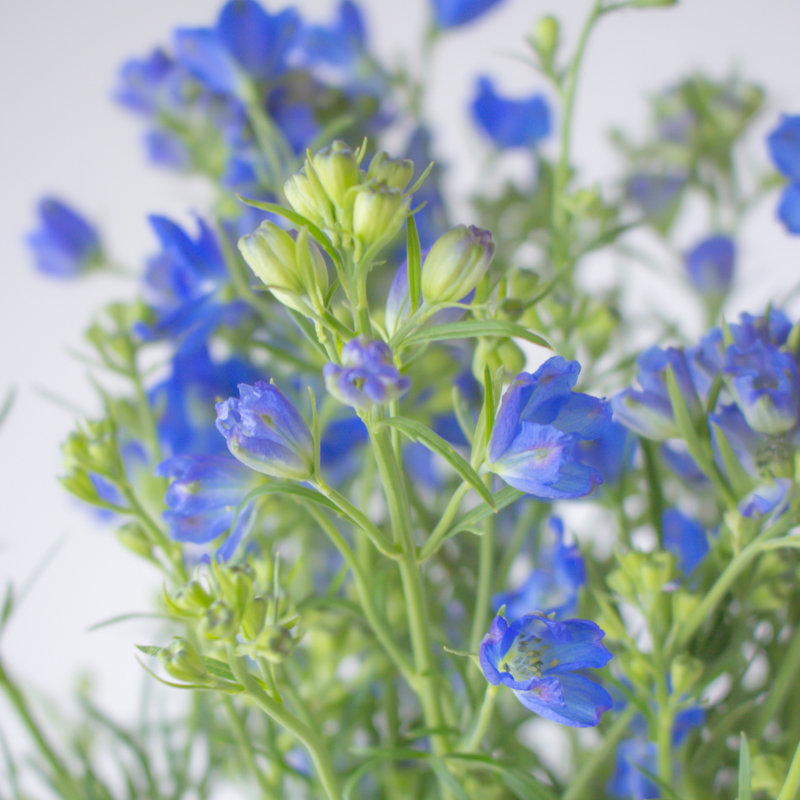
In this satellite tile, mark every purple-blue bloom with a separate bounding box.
[487,358,611,499]
[577,420,636,488]
[479,612,613,727]
[778,184,800,234]
[27,198,102,278]
[156,454,264,560]
[684,235,735,297]
[323,338,410,411]
[662,508,709,576]
[494,517,585,619]
[767,114,800,183]
[431,0,506,29]
[607,738,659,800]
[471,77,550,149]
[302,1,366,68]
[216,381,314,480]
[627,173,685,219]
[738,479,791,519]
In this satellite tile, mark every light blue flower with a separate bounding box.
[487,357,611,499]
[27,198,102,278]
[738,479,791,519]
[684,235,735,297]
[215,381,314,480]
[431,0,506,28]
[479,612,613,727]
[662,509,709,576]
[767,115,800,234]
[323,338,410,411]
[471,77,550,149]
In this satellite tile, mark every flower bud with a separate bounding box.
[366,151,414,190]
[200,599,238,640]
[352,182,409,251]
[670,654,704,696]
[238,222,328,315]
[116,522,153,561]
[311,141,360,209]
[528,16,559,66]
[421,225,495,305]
[161,637,211,683]
[242,595,268,640]
[472,338,526,382]
[284,170,334,228]
[258,624,297,663]
[171,579,213,616]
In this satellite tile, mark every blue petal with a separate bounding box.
[767,115,800,182]
[514,672,613,727]
[778,183,800,234]
[432,0,506,29]
[472,77,550,149]
[662,508,709,575]
[173,27,237,94]
[684,235,735,296]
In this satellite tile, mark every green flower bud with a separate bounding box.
[200,599,238,640]
[161,637,211,683]
[257,624,297,663]
[238,222,328,314]
[669,654,704,696]
[242,595,268,640]
[170,579,213,617]
[284,170,334,229]
[671,588,700,624]
[528,15,559,66]
[352,181,409,251]
[421,225,495,305]
[116,522,153,561]
[311,141,360,208]
[215,564,253,613]
[751,755,787,796]
[471,339,526,382]
[366,151,414,190]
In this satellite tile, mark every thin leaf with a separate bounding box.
[429,758,471,800]
[236,196,341,268]
[406,216,422,311]
[738,732,752,800]
[451,384,475,445]
[238,481,340,514]
[483,364,495,445]
[381,417,495,508]
[87,612,170,632]
[445,753,559,800]
[710,421,755,499]
[403,319,551,350]
[0,388,15,430]
[404,161,434,197]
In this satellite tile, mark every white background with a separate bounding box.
[2,0,800,781]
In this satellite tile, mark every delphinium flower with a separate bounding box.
[27,197,103,278]
[577,419,636,489]
[487,357,612,499]
[684,235,735,298]
[479,612,613,727]
[494,517,586,619]
[137,215,247,346]
[767,115,800,233]
[471,77,550,150]
[430,0,507,29]
[323,338,410,411]
[215,381,314,480]
[661,508,709,576]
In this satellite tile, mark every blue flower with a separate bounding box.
[323,339,410,411]
[662,509,709,576]
[607,738,660,800]
[114,48,176,114]
[216,381,314,480]
[767,115,800,234]
[27,198,102,278]
[684,235,735,297]
[149,343,262,458]
[173,1,300,95]
[739,479,791,519]
[479,613,613,727]
[487,357,611,499]
[471,77,550,149]
[723,341,799,435]
[431,0,506,29]
[302,1,366,68]
[778,184,800,234]
[319,413,369,479]
[627,173,685,220]
[156,454,264,560]
[612,347,702,441]
[577,420,636,488]
[494,517,586,619]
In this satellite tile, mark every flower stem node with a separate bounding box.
[238,222,328,315]
[366,151,414,190]
[161,637,212,684]
[421,225,495,306]
[216,381,315,481]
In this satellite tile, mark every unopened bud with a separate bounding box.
[161,637,211,683]
[528,16,559,66]
[171,579,212,617]
[352,182,409,250]
[472,339,526,382]
[258,624,297,663]
[367,151,414,190]
[284,170,334,228]
[200,600,238,640]
[116,522,153,560]
[242,595,268,640]
[311,141,360,208]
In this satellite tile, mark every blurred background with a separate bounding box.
[2,0,800,746]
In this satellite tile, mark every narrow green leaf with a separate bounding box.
[664,365,709,471]
[406,215,422,311]
[483,364,495,446]
[381,417,495,508]
[285,308,329,360]
[0,584,14,632]
[738,732,752,800]
[0,388,15,430]
[710,421,755,499]
[402,319,551,350]
[236,196,341,268]
[721,316,734,348]
[308,387,322,480]
[445,753,558,800]
[404,161,434,197]
[429,758,471,800]
[238,482,340,514]
[451,384,475,445]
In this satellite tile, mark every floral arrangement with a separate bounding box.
[6,1,800,798]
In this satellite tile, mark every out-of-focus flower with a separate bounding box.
[27,198,102,278]
[479,612,613,727]
[216,381,314,480]
[738,479,791,519]
[767,115,800,233]
[494,517,585,619]
[323,338,410,411]
[471,77,550,149]
[487,357,611,499]
[684,235,735,297]
[431,0,506,29]
[661,508,709,576]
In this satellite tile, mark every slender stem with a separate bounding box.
[221,696,277,799]
[641,439,665,545]
[777,736,800,800]
[757,623,800,731]
[562,707,637,800]
[652,641,674,784]
[461,684,498,752]
[469,477,495,655]
[227,646,343,800]
[420,482,471,562]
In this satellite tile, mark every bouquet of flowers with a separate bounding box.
[6,0,800,798]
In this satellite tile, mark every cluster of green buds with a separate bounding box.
[61,417,125,509]
[165,561,301,664]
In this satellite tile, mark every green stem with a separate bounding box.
[227,646,342,800]
[222,696,277,799]
[304,504,415,682]
[562,707,637,800]
[369,427,450,756]
[420,482,471,562]
[757,622,800,732]
[461,684,498,752]
[777,736,800,800]
[469,478,495,655]
[641,439,665,544]
[652,643,674,784]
